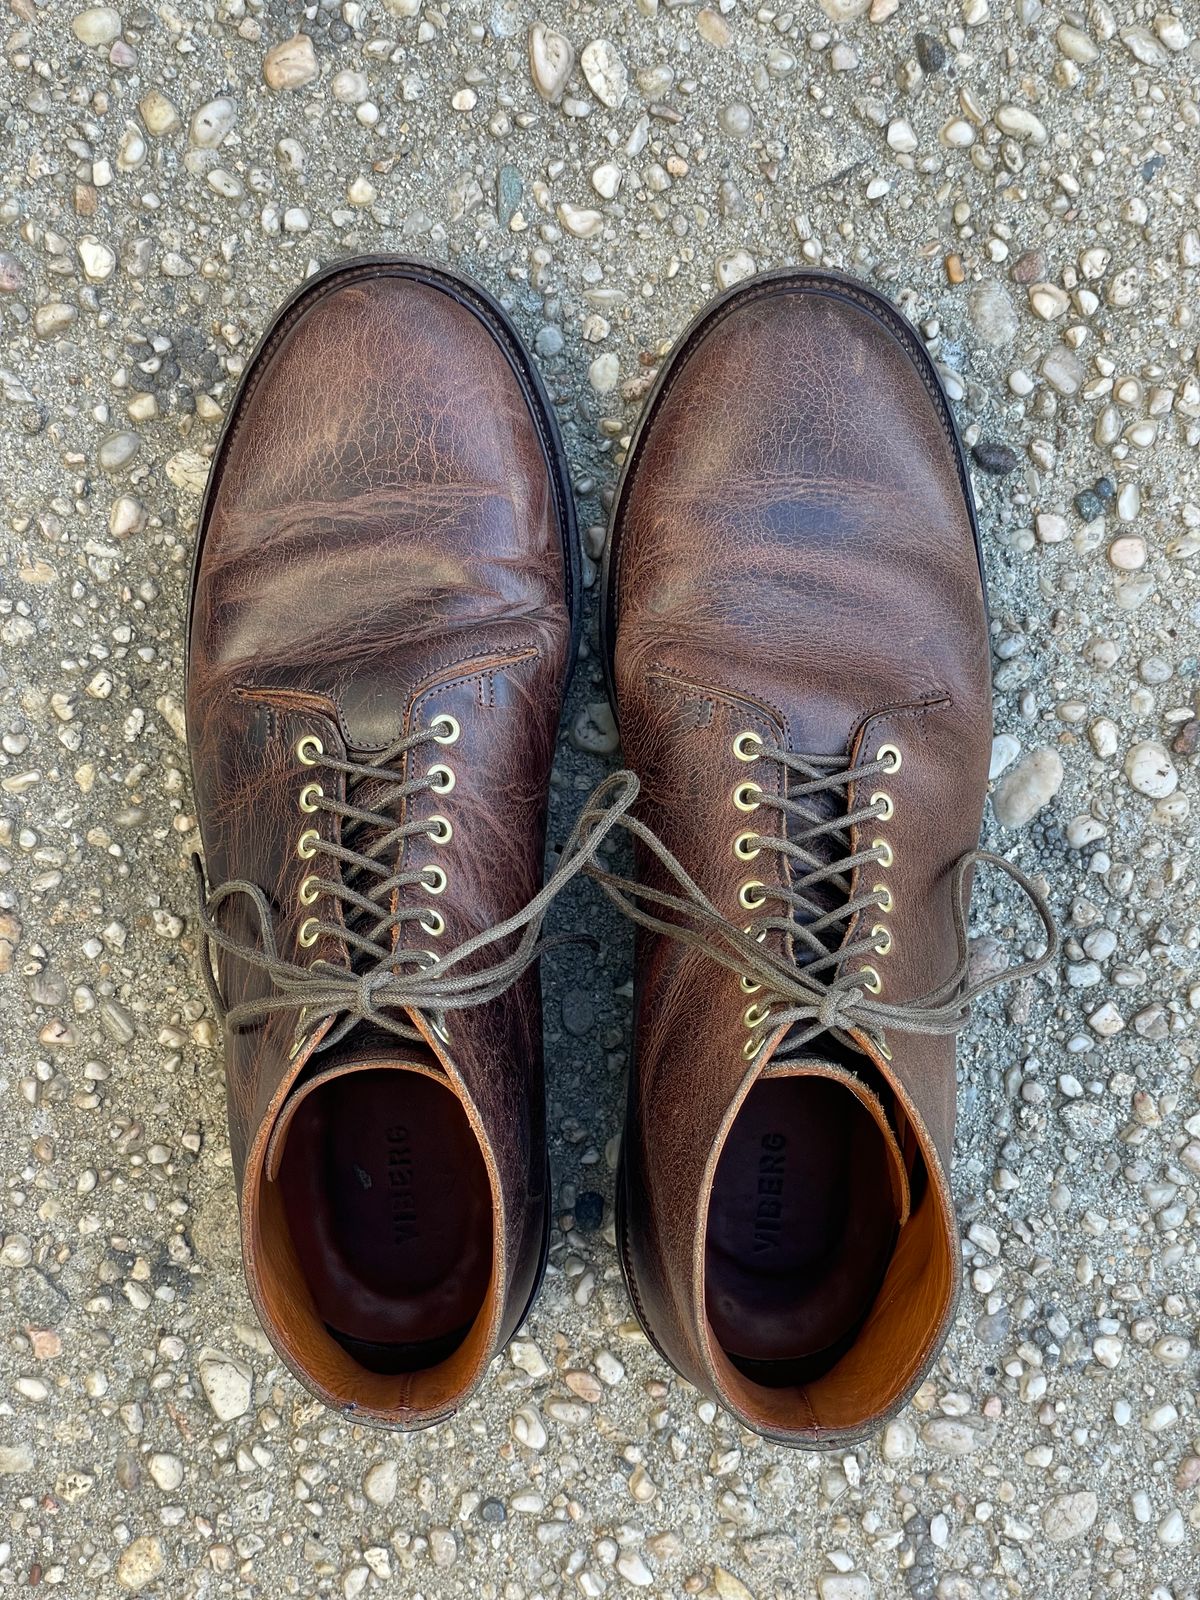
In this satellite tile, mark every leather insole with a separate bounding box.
[705,1076,900,1383]
[277,1070,491,1372]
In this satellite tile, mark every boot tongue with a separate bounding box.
[760,1055,911,1226]
[338,762,411,965]
[782,754,854,955]
[265,1040,444,1182]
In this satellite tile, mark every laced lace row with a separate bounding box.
[196,744,1056,1064]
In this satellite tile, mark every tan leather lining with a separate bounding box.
[241,1036,507,1424]
[706,1176,953,1435]
[697,1031,958,1438]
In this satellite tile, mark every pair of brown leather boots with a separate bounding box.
[186,258,1054,1446]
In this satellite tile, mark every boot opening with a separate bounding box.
[706,1074,902,1381]
[246,1061,500,1422]
[703,1063,955,1435]
[276,1068,492,1373]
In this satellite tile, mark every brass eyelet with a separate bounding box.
[872,924,893,956]
[871,791,895,822]
[298,917,320,948]
[738,881,766,911]
[296,734,324,767]
[733,781,762,813]
[298,782,323,814]
[420,909,446,937]
[873,883,893,914]
[732,730,763,762]
[298,874,320,906]
[877,743,902,774]
[296,828,320,860]
[860,965,882,995]
[873,838,894,869]
[422,865,448,895]
[877,1036,894,1062]
[432,714,461,746]
[428,764,456,794]
[733,831,761,862]
[427,814,453,844]
[743,1002,771,1030]
[742,1035,761,1060]
[740,974,761,995]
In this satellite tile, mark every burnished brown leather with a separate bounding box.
[186,258,577,1426]
[604,269,992,1445]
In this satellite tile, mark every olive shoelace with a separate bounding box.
[194,730,643,1058]
[567,759,1058,1063]
[196,740,1056,1063]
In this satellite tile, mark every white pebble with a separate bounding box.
[139,89,180,135]
[881,1419,915,1461]
[716,251,757,290]
[1042,1491,1098,1542]
[1158,1509,1186,1546]
[1057,23,1099,63]
[197,1348,252,1421]
[529,22,574,103]
[332,70,369,104]
[558,202,603,239]
[190,98,236,149]
[147,1453,184,1491]
[595,1351,624,1385]
[1143,1402,1178,1433]
[615,1553,654,1587]
[362,1458,398,1506]
[1089,718,1119,759]
[995,104,1047,144]
[588,353,619,394]
[940,119,975,148]
[818,1575,872,1600]
[1124,741,1177,799]
[1029,283,1069,320]
[512,1406,548,1450]
[992,746,1063,828]
[263,34,318,91]
[580,39,627,108]
[72,6,121,45]
[78,238,116,281]
[510,1339,549,1378]
[989,734,1020,779]
[1108,535,1146,571]
[1035,512,1069,544]
[591,162,622,200]
[1092,1336,1123,1368]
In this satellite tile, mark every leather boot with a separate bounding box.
[186,257,581,1427]
[591,269,1055,1445]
